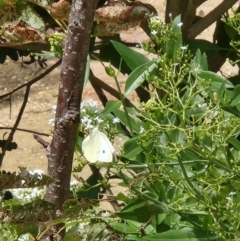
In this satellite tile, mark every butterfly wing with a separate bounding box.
[97,131,115,163]
[82,130,101,163]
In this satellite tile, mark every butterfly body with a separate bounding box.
[82,128,115,163]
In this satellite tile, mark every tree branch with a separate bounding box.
[33,134,49,148]
[187,0,238,40]
[45,0,96,210]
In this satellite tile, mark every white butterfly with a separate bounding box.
[82,127,115,163]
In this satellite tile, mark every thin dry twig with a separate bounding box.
[0,59,61,100]
[0,59,61,166]
[0,127,49,136]
[33,134,49,148]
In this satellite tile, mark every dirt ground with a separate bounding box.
[0,1,238,189]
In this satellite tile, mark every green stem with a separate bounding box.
[177,154,204,202]
[114,58,133,135]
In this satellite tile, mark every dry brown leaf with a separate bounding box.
[50,0,71,21]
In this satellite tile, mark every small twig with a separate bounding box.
[187,0,238,40]
[0,59,61,100]
[33,134,49,148]
[0,127,49,136]
[0,59,61,166]
[0,85,31,165]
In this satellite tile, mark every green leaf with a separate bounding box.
[192,49,208,72]
[115,192,131,202]
[197,71,233,90]
[230,84,240,106]
[63,225,82,241]
[111,40,150,70]
[171,15,182,35]
[110,221,139,234]
[217,82,227,103]
[112,108,143,134]
[117,198,152,223]
[76,173,101,199]
[100,43,131,75]
[142,227,220,240]
[224,23,238,40]
[125,57,160,97]
[227,137,240,151]
[166,15,182,61]
[221,106,240,117]
[101,100,122,115]
[188,39,226,55]
[123,137,143,160]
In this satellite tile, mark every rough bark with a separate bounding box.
[45,0,96,209]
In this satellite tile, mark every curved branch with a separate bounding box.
[89,70,136,108]
[0,59,61,100]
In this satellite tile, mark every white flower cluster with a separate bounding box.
[11,186,44,201]
[48,99,122,130]
[8,169,79,202]
[80,99,120,131]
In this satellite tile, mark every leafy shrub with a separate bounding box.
[77,15,240,240]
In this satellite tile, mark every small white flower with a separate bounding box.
[48,118,55,127]
[177,22,183,27]
[151,29,158,35]
[198,103,207,108]
[84,121,94,130]
[94,116,103,123]
[140,126,145,134]
[31,188,43,197]
[80,101,86,112]
[81,116,90,124]
[113,117,120,124]
[80,101,85,109]
[172,63,179,74]
[51,104,57,114]
[29,169,44,178]
[180,46,187,50]
[101,211,111,217]
[226,192,236,202]
[169,13,172,17]
[18,234,30,241]
[87,99,98,108]
[70,180,78,186]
